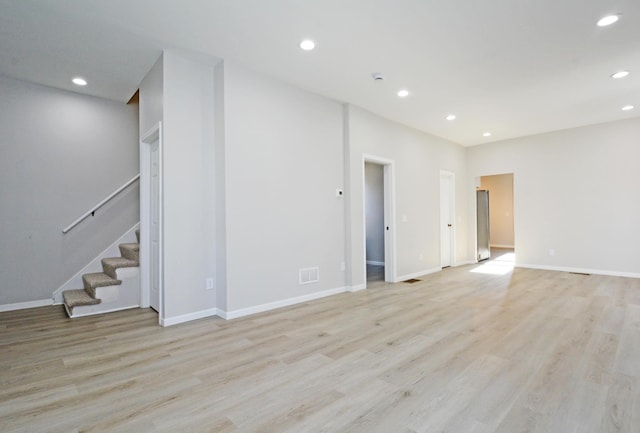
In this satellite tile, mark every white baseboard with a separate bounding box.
[0,299,54,312]
[347,284,367,292]
[220,286,348,320]
[394,267,441,283]
[161,307,219,327]
[366,261,385,266]
[491,244,514,249]
[454,260,476,267]
[516,264,640,279]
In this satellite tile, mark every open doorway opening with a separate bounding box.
[362,155,395,286]
[477,173,515,262]
[365,162,385,282]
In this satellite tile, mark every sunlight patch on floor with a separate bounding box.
[470,252,515,275]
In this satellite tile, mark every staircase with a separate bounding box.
[62,229,141,318]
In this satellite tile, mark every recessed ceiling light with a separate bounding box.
[446,114,456,121]
[397,89,410,98]
[72,77,87,86]
[622,105,634,111]
[300,39,315,51]
[483,132,492,137]
[597,14,620,27]
[611,70,629,79]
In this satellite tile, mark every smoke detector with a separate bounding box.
[371,72,385,81]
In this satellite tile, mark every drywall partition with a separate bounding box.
[0,75,139,307]
[221,60,346,315]
[346,105,469,287]
[467,117,640,276]
[139,54,163,136]
[365,162,385,264]
[213,62,228,313]
[480,173,514,248]
[160,49,218,323]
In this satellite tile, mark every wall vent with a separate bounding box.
[299,267,320,285]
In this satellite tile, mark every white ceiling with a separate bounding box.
[1,0,639,146]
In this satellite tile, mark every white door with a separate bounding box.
[440,172,454,268]
[150,139,160,311]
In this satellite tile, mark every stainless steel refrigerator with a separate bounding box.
[477,190,490,261]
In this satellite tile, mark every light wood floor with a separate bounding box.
[2,263,640,433]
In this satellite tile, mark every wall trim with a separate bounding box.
[516,264,640,279]
[161,307,219,327]
[491,244,514,249]
[454,260,476,267]
[366,260,385,266]
[347,284,367,293]
[221,286,349,320]
[0,299,54,312]
[394,267,441,283]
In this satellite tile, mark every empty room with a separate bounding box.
[1,1,639,432]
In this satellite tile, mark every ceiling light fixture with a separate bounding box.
[483,132,492,137]
[611,70,629,79]
[72,77,87,86]
[597,14,620,27]
[446,114,456,121]
[622,105,634,111]
[397,89,410,98]
[299,39,315,51]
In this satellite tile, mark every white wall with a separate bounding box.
[222,60,346,312]
[365,162,384,264]
[467,117,640,276]
[0,75,139,306]
[139,54,163,136]
[213,62,228,312]
[480,173,514,248]
[346,105,469,287]
[161,50,217,319]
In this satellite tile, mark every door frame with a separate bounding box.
[362,154,396,285]
[140,122,164,324]
[439,170,456,268]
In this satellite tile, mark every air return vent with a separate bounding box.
[299,267,319,285]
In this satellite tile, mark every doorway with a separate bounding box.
[440,171,455,268]
[365,162,385,281]
[140,122,164,323]
[362,155,396,286]
[477,173,515,261]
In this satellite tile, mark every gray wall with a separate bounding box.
[139,54,163,136]
[346,105,469,287]
[467,117,640,275]
[223,60,346,312]
[0,75,139,305]
[162,50,217,319]
[365,162,384,263]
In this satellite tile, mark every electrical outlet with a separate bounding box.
[206,278,214,290]
[549,249,555,256]
[341,261,346,271]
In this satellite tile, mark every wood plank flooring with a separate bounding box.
[2,263,640,432]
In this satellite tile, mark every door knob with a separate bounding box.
[447,224,452,227]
